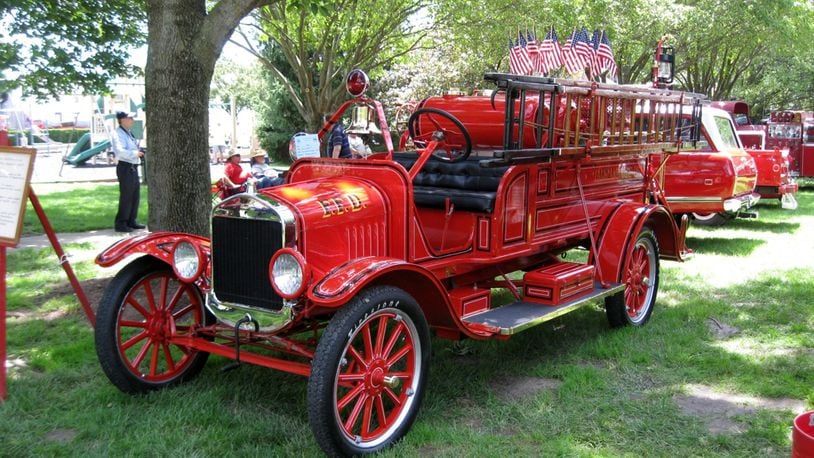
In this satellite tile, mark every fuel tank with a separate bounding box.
[415,95,581,150]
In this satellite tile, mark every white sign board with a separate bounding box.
[0,148,35,246]
[291,133,321,159]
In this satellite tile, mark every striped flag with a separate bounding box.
[525,30,540,75]
[574,27,594,75]
[516,32,534,75]
[539,26,562,74]
[596,30,618,80]
[561,28,582,74]
[590,29,602,78]
[508,38,520,74]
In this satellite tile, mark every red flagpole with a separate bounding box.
[28,188,95,327]
[1,246,7,401]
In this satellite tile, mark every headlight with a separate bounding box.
[269,248,309,299]
[172,240,204,282]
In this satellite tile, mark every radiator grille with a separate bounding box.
[212,216,283,310]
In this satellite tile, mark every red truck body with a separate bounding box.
[413,95,760,225]
[710,101,799,206]
[93,72,691,456]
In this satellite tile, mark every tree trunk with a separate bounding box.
[146,1,213,236]
[145,0,269,236]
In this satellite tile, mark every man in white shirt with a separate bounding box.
[111,111,145,232]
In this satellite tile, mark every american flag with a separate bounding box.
[508,38,520,74]
[574,27,594,75]
[596,30,618,80]
[561,28,582,74]
[539,26,562,74]
[590,29,602,78]
[525,30,540,75]
[516,32,534,75]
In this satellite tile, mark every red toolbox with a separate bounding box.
[523,262,595,306]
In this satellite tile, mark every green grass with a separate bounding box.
[23,185,148,235]
[2,188,813,456]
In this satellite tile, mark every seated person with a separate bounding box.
[223,151,251,189]
[348,131,372,159]
[250,151,285,189]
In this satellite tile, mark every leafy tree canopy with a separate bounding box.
[233,0,427,130]
[0,0,146,98]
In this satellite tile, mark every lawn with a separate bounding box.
[22,184,148,235]
[2,186,812,457]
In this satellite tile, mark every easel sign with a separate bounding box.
[0,146,35,402]
[0,147,36,245]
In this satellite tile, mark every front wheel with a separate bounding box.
[308,286,430,456]
[605,228,659,327]
[691,212,733,227]
[95,256,211,394]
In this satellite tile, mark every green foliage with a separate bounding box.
[255,43,305,162]
[247,0,426,130]
[0,0,146,98]
[399,0,814,110]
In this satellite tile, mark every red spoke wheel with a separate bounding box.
[407,107,472,162]
[95,256,211,393]
[308,286,430,456]
[605,228,659,327]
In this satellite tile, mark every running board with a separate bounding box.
[462,282,625,336]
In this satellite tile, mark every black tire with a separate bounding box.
[95,256,211,394]
[407,107,472,162]
[605,228,659,327]
[691,212,732,227]
[308,286,431,456]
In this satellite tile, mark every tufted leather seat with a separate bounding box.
[393,153,509,212]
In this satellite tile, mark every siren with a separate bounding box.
[346,69,370,97]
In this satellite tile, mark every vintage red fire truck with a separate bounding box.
[766,110,814,178]
[407,95,760,227]
[94,71,692,456]
[710,101,798,209]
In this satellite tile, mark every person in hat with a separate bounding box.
[250,151,285,189]
[223,151,252,190]
[112,111,145,232]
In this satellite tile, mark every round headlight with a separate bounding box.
[269,249,308,299]
[172,240,203,282]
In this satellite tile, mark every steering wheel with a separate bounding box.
[407,108,472,163]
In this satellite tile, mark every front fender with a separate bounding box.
[96,231,210,268]
[310,257,443,306]
[595,204,685,284]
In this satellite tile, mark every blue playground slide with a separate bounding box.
[63,133,112,165]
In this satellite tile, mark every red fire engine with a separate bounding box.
[710,101,799,210]
[94,71,692,455]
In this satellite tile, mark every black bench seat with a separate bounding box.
[393,153,509,213]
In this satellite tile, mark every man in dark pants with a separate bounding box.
[112,111,145,232]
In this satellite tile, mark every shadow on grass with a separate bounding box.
[686,236,765,255]
[697,218,801,234]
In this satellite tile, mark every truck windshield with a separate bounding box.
[714,115,740,149]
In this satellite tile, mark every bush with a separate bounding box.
[4,128,90,145]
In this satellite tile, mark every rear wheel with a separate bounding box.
[691,212,732,226]
[606,228,659,327]
[308,286,430,456]
[95,256,211,393]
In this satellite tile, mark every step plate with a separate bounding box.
[463,282,625,335]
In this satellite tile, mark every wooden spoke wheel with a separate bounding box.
[605,228,659,327]
[308,286,430,456]
[95,256,211,393]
